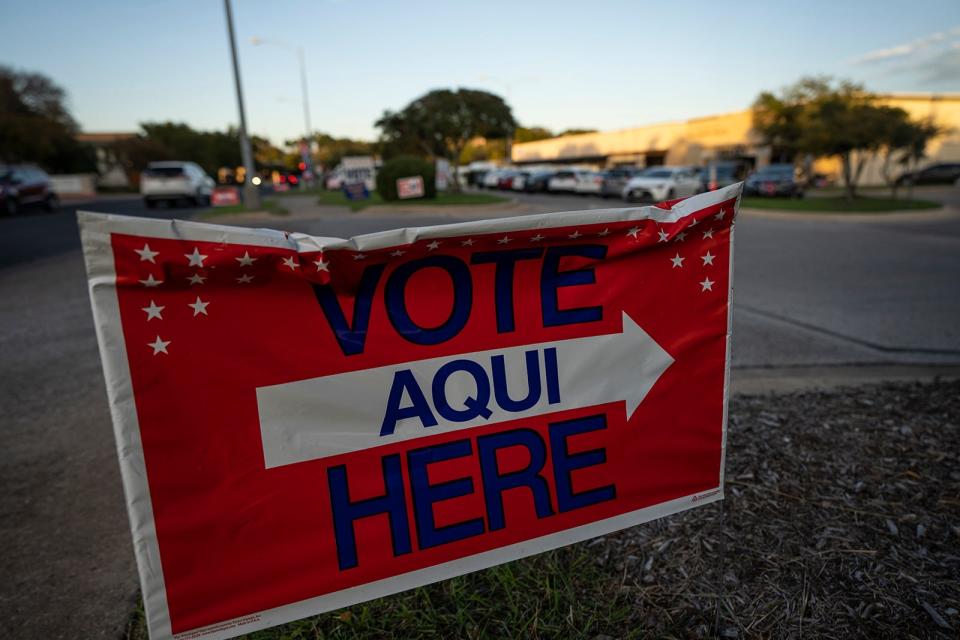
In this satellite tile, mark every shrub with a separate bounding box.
[376,155,436,201]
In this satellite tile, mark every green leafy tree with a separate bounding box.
[897,119,943,200]
[309,132,377,172]
[514,126,554,143]
[0,66,95,172]
[752,77,940,199]
[376,88,515,190]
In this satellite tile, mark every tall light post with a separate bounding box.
[251,37,314,184]
[223,0,260,208]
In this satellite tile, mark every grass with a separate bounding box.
[740,195,939,212]
[126,543,637,640]
[315,190,508,212]
[201,198,289,217]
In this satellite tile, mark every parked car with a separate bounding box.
[512,170,554,192]
[482,169,505,189]
[574,171,605,195]
[0,164,58,215]
[548,170,588,193]
[497,170,522,190]
[600,167,644,198]
[621,166,702,203]
[744,164,803,197]
[141,161,215,208]
[699,161,750,191]
[896,163,960,186]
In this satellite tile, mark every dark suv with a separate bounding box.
[896,163,960,186]
[744,164,804,197]
[0,165,58,215]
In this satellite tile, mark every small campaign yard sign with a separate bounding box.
[80,185,740,640]
[396,175,425,199]
[210,186,240,207]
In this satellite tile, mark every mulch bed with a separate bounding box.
[609,379,960,639]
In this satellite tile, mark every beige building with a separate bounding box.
[511,94,960,186]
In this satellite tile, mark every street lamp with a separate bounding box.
[251,36,314,183]
[222,0,260,208]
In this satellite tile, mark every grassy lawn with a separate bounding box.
[127,543,638,640]
[201,198,289,217]
[316,190,508,212]
[740,195,939,212]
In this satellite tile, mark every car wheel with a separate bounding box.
[625,190,638,203]
[43,194,59,212]
[667,188,676,200]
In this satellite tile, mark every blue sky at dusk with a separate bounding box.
[1,0,958,144]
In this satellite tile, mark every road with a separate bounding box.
[1,189,959,638]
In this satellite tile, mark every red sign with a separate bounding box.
[79,185,739,640]
[211,186,240,207]
[396,175,425,199]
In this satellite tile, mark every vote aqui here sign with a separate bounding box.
[80,185,739,640]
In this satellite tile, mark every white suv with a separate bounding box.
[141,161,215,208]
[622,166,702,203]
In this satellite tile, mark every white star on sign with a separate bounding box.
[139,274,163,288]
[714,208,726,221]
[142,300,164,321]
[670,253,685,268]
[702,229,715,240]
[497,235,512,245]
[531,234,544,242]
[282,256,299,270]
[597,228,610,237]
[700,277,715,292]
[657,229,669,243]
[702,251,715,266]
[135,243,159,263]
[390,249,405,257]
[236,273,254,284]
[185,247,207,267]
[188,296,210,316]
[674,231,687,242]
[689,217,700,227]
[187,272,207,285]
[148,335,170,355]
[568,230,582,239]
[314,258,329,272]
[427,240,441,251]
[460,238,475,246]
[352,253,367,260]
[627,227,640,239]
[236,251,256,266]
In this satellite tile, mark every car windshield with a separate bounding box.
[145,166,185,177]
[642,169,673,178]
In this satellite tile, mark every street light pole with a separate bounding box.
[251,37,314,185]
[223,0,260,209]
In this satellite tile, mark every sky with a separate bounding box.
[1,0,959,145]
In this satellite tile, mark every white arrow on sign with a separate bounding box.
[256,312,674,468]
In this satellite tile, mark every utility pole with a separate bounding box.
[223,0,260,209]
[252,37,314,187]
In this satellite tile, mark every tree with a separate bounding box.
[874,106,917,198]
[0,66,95,172]
[309,132,377,172]
[752,77,936,200]
[514,126,554,143]
[558,128,597,136]
[376,88,515,191]
[898,119,942,200]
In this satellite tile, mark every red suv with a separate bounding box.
[0,165,59,215]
